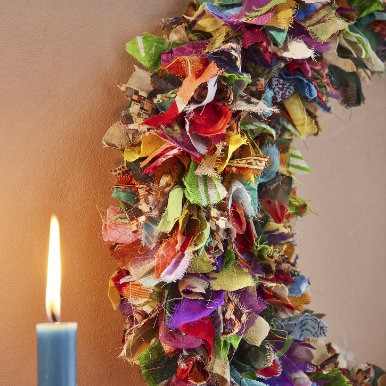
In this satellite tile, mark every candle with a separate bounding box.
[36,216,77,386]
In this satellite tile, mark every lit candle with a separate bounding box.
[36,215,77,386]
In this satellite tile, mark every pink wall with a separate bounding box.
[0,1,384,385]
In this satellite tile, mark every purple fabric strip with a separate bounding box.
[213,249,225,273]
[242,0,276,14]
[239,251,264,275]
[289,22,331,52]
[272,339,315,367]
[161,124,201,158]
[329,91,342,100]
[337,7,358,13]
[265,230,296,246]
[167,290,225,329]
[232,288,267,334]
[161,40,210,65]
[160,251,193,282]
[119,301,134,319]
[313,380,337,386]
[263,355,311,386]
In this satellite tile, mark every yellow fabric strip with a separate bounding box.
[217,133,247,172]
[267,0,296,30]
[283,92,318,138]
[243,316,270,346]
[210,263,254,291]
[191,212,210,252]
[123,133,166,162]
[108,277,121,310]
[289,292,312,310]
[190,4,234,52]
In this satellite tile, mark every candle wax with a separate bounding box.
[37,322,77,386]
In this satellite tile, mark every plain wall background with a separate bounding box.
[0,1,384,385]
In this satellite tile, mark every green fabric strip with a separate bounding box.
[289,164,312,172]
[158,185,184,233]
[112,188,137,206]
[351,0,383,19]
[214,179,223,202]
[265,26,287,45]
[222,72,252,84]
[246,0,288,18]
[183,161,226,207]
[126,33,168,71]
[301,3,349,41]
[289,154,303,160]
[275,337,293,357]
[183,161,203,206]
[223,248,236,271]
[215,334,242,357]
[311,369,350,386]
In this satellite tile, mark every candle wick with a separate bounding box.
[51,312,59,324]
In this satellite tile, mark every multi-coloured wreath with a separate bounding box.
[101,1,386,385]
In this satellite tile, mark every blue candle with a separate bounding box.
[36,322,77,386]
[37,216,77,386]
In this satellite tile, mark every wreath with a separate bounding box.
[101,1,386,385]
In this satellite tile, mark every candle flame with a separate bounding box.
[45,215,61,323]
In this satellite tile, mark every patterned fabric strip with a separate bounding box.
[288,146,312,174]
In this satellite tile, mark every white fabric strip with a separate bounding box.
[137,36,145,56]
[184,76,219,113]
[207,177,218,204]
